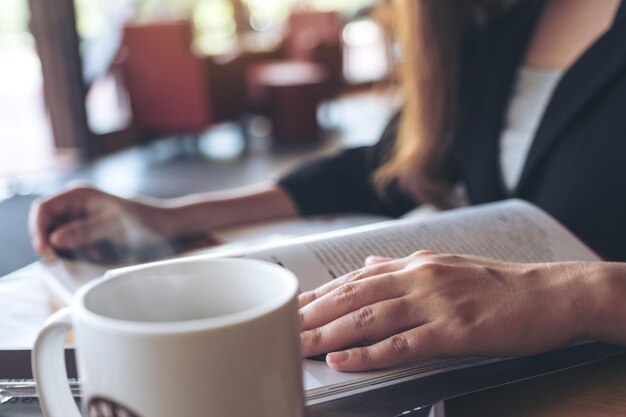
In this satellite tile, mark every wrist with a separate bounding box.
[527,262,595,346]
[569,262,626,344]
[129,198,182,238]
[589,263,626,344]
[153,193,252,236]
[155,184,299,237]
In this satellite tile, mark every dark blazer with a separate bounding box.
[279,0,626,261]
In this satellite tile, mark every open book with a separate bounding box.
[44,199,612,405]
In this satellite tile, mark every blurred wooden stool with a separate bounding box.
[247,60,328,143]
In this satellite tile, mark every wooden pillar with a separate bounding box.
[28,0,96,160]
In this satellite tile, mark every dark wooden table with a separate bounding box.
[447,352,626,417]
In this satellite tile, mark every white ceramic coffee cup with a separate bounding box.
[32,257,303,417]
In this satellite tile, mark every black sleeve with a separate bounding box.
[277,113,418,217]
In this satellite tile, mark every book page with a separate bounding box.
[242,200,599,291]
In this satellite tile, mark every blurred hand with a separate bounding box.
[29,184,184,263]
[299,250,591,372]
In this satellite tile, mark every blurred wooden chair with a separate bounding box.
[117,20,214,139]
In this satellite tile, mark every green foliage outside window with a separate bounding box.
[303,0,374,13]
[0,0,29,33]
[1,0,376,57]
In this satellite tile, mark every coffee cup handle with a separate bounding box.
[32,308,82,417]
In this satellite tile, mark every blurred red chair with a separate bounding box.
[117,21,213,137]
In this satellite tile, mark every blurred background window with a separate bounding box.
[0,0,385,183]
[74,0,378,56]
[72,0,381,134]
[0,0,57,192]
[303,0,374,12]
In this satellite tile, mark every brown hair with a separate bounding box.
[374,0,516,207]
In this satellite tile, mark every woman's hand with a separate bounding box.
[299,250,598,372]
[29,184,179,263]
[29,183,299,264]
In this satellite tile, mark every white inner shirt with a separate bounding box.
[499,67,563,192]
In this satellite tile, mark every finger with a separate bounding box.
[28,200,53,259]
[28,187,94,256]
[408,249,438,259]
[364,255,394,266]
[300,297,424,358]
[49,216,123,250]
[297,291,318,309]
[29,198,80,258]
[299,273,406,331]
[298,259,404,308]
[326,324,443,372]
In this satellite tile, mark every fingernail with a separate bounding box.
[327,351,349,364]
